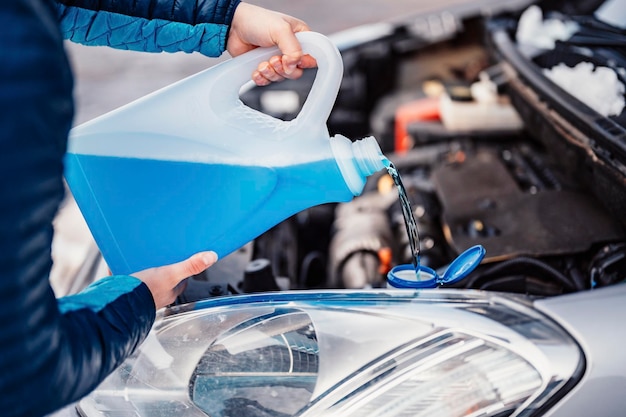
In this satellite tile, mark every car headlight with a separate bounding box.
[78,290,583,417]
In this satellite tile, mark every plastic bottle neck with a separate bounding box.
[352,136,387,176]
[330,135,386,195]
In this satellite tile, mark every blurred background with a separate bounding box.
[52,0,473,293]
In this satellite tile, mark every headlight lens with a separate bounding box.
[78,290,583,417]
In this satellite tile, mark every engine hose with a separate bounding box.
[464,256,576,292]
[477,276,562,295]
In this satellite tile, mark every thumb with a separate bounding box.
[276,22,310,75]
[132,251,218,309]
[167,251,218,281]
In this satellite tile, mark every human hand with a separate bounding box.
[132,251,218,309]
[228,3,318,86]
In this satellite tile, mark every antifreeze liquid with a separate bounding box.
[383,158,422,273]
[65,154,354,276]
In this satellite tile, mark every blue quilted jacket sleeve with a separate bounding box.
[56,0,241,57]
[0,1,178,416]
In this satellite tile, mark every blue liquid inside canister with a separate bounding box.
[65,154,353,275]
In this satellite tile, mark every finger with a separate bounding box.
[269,55,285,76]
[279,40,316,76]
[274,22,309,75]
[281,67,304,81]
[252,70,271,86]
[163,251,218,283]
[252,55,312,85]
[258,61,286,83]
[268,55,297,80]
[299,54,318,69]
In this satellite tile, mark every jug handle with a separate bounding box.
[211,31,343,131]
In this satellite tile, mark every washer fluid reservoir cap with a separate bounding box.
[387,245,486,289]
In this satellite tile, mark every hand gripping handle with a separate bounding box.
[209,32,343,132]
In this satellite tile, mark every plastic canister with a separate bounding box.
[64,32,387,276]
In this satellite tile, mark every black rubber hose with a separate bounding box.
[464,256,576,292]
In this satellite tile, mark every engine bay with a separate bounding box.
[178,1,626,303]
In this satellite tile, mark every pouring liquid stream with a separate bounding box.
[383,158,421,275]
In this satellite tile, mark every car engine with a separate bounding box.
[178,0,626,303]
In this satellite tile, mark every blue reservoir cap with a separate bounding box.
[440,245,486,285]
[387,245,486,289]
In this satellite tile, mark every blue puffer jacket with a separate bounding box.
[0,1,239,416]
[56,0,240,56]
